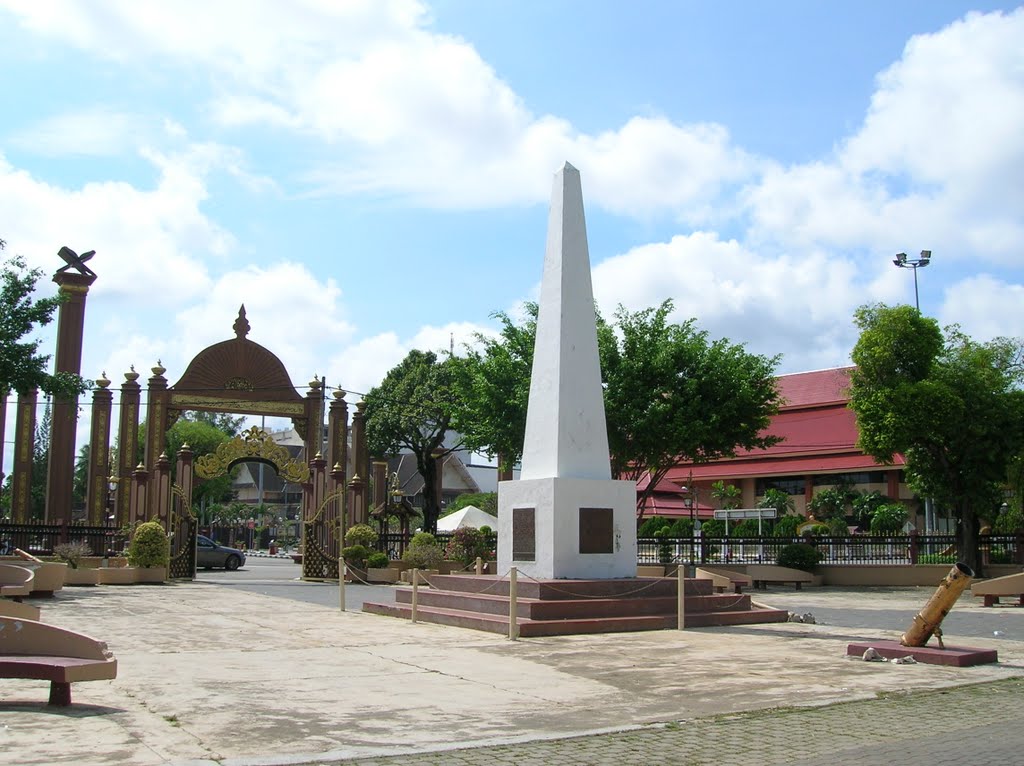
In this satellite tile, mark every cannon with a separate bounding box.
[901,562,974,649]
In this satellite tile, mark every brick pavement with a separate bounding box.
[325,678,1024,766]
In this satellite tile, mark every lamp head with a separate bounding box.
[893,252,907,267]
[919,249,932,266]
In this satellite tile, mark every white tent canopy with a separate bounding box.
[436,506,498,532]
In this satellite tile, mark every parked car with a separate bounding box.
[197,535,245,571]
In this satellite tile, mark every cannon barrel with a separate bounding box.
[900,562,974,648]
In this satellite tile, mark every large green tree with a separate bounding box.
[454,299,782,516]
[137,416,236,509]
[365,350,461,534]
[849,304,1024,572]
[0,241,88,398]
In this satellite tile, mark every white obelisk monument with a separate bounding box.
[497,163,637,580]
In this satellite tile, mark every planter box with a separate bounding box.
[135,566,167,584]
[366,567,401,584]
[98,566,137,585]
[64,567,100,586]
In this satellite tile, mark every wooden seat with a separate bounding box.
[0,616,117,705]
[745,565,815,590]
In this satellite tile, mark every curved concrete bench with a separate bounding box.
[972,572,1024,607]
[745,564,815,590]
[0,616,117,705]
[696,566,752,594]
[0,564,34,599]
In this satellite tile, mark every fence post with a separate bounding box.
[410,568,419,624]
[508,566,519,641]
[339,562,346,611]
[59,519,69,546]
[909,530,919,565]
[677,564,686,631]
[699,531,707,565]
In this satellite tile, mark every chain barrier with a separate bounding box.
[516,571,680,599]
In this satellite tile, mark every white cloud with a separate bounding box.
[939,274,1024,341]
[744,8,1024,267]
[8,107,155,157]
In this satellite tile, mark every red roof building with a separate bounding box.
[655,367,916,522]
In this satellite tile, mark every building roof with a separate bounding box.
[664,367,903,482]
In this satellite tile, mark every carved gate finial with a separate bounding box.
[233,305,250,339]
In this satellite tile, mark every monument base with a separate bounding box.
[846,640,998,667]
[362,574,789,636]
[497,476,636,580]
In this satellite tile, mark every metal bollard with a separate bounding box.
[901,562,974,648]
[677,565,686,631]
[411,567,419,624]
[509,566,519,641]
[339,563,347,611]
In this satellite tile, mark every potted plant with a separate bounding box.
[341,524,378,581]
[401,532,444,580]
[366,551,399,583]
[126,521,169,583]
[53,541,100,586]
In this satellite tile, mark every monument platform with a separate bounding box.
[846,639,998,667]
[362,574,788,636]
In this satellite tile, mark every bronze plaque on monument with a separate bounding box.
[579,507,613,554]
[512,507,536,561]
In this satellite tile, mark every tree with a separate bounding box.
[710,480,742,510]
[365,350,461,534]
[137,417,235,509]
[0,242,88,398]
[455,299,782,517]
[451,306,536,474]
[442,492,497,517]
[849,304,1024,573]
[72,444,91,511]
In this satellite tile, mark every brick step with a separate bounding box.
[423,574,713,600]
[362,601,679,636]
[395,589,752,619]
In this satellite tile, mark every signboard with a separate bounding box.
[712,508,777,520]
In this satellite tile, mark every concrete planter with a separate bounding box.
[135,566,167,584]
[97,566,137,585]
[367,567,401,584]
[63,567,101,586]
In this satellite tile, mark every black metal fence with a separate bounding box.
[2,521,1020,567]
[0,522,121,557]
[638,532,1024,567]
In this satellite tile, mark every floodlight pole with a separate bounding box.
[892,250,932,313]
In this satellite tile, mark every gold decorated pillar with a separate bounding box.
[11,389,38,523]
[130,463,149,526]
[115,368,141,527]
[153,452,172,526]
[371,460,388,521]
[349,401,368,524]
[86,373,113,524]
[326,388,348,484]
[303,376,324,462]
[143,361,169,519]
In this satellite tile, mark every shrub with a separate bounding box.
[700,518,725,537]
[345,524,378,548]
[773,515,801,537]
[918,553,957,565]
[826,517,850,536]
[638,516,671,537]
[445,527,489,567]
[800,523,830,536]
[731,519,765,538]
[127,521,170,568]
[402,532,444,570]
[668,518,694,538]
[341,545,373,569]
[53,541,92,569]
[366,551,390,569]
[653,526,674,564]
[777,543,823,572]
[870,503,908,535]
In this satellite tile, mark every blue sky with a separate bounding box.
[1,1,1023,465]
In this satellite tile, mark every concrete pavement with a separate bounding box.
[1,580,1022,765]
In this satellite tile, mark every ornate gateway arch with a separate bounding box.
[120,306,363,580]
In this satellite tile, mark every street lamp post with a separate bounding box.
[892,250,932,313]
[680,485,696,574]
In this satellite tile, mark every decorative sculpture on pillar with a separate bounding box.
[45,246,97,521]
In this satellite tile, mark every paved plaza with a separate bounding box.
[1,567,1022,765]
